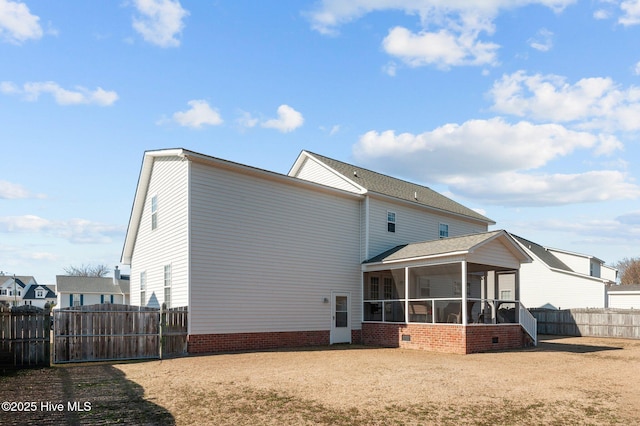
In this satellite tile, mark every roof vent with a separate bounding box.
[414,191,418,200]
[353,170,358,177]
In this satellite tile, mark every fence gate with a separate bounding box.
[53,304,188,364]
[0,305,51,369]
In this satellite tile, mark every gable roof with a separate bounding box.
[56,276,127,295]
[122,148,364,264]
[510,234,573,272]
[0,276,31,288]
[364,230,529,265]
[292,151,494,225]
[23,285,56,300]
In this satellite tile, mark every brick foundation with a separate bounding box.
[188,329,363,354]
[362,322,527,354]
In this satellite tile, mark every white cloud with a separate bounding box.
[634,61,640,75]
[132,0,188,47]
[528,28,553,51]
[352,117,636,206]
[307,1,575,35]
[0,181,45,199]
[382,25,499,69]
[261,104,304,133]
[489,71,640,132]
[1,80,118,106]
[307,1,574,69]
[0,180,29,199]
[446,170,640,206]
[0,215,124,244]
[236,110,259,129]
[0,0,42,44]
[172,100,223,128]
[619,0,640,25]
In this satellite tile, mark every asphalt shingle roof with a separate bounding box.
[510,234,572,272]
[56,276,127,294]
[365,230,506,263]
[306,151,494,224]
[23,285,56,299]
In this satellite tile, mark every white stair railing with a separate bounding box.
[518,303,537,346]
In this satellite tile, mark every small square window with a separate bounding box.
[387,211,396,233]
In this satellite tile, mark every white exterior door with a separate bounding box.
[330,291,351,344]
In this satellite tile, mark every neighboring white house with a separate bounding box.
[121,148,535,355]
[0,274,56,308]
[511,234,617,309]
[22,284,57,309]
[607,284,640,309]
[56,268,130,308]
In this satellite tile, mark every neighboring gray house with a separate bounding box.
[121,148,536,354]
[607,284,640,309]
[511,234,617,309]
[56,268,130,308]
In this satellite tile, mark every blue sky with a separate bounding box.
[1,0,640,284]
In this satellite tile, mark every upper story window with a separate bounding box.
[439,223,449,238]
[151,195,158,230]
[387,211,396,233]
[36,289,44,298]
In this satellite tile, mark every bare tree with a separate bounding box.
[63,264,111,277]
[614,257,640,285]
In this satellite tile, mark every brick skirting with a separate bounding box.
[362,322,527,354]
[188,329,363,354]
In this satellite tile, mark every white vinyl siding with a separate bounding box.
[468,239,523,270]
[367,197,487,260]
[608,291,640,309]
[189,161,362,335]
[547,250,592,276]
[292,156,363,193]
[518,251,606,309]
[130,156,189,309]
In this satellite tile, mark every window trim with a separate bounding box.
[140,271,147,306]
[439,222,449,239]
[163,264,172,308]
[151,195,158,230]
[387,211,396,233]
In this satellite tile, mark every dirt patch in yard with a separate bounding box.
[1,335,639,425]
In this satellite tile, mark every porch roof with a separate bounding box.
[363,230,531,266]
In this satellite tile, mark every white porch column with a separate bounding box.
[461,261,467,325]
[404,266,409,323]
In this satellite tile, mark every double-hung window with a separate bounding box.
[151,195,158,230]
[439,223,449,238]
[164,265,172,308]
[387,211,396,233]
[140,271,147,306]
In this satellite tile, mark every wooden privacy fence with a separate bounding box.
[0,305,51,368]
[530,308,640,339]
[53,304,188,364]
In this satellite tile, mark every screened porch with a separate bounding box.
[363,262,521,326]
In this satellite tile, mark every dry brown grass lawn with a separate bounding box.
[1,335,639,425]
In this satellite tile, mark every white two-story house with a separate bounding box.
[121,148,534,354]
